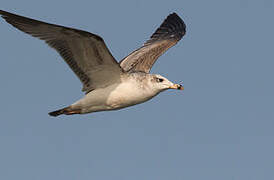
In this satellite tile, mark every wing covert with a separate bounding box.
[0,10,122,93]
[119,13,186,73]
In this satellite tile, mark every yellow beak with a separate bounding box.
[169,84,184,90]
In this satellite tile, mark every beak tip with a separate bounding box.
[169,83,184,90]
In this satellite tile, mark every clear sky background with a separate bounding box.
[0,0,273,179]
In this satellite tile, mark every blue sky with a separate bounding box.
[0,0,274,179]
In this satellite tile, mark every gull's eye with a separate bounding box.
[156,78,164,83]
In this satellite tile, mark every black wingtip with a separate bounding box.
[145,12,186,45]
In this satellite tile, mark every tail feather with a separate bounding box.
[48,106,81,117]
[48,108,66,117]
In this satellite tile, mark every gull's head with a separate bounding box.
[150,74,184,92]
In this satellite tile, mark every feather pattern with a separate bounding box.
[0,10,122,93]
[119,13,186,73]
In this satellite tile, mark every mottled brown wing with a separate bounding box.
[119,13,186,73]
[0,10,122,93]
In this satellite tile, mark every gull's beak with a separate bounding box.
[169,83,184,90]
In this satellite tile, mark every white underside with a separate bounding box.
[71,78,159,114]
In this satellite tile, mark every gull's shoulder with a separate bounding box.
[121,71,151,83]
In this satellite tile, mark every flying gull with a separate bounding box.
[0,10,186,116]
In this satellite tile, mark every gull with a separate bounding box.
[0,10,186,116]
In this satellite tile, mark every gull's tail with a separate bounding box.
[48,106,81,117]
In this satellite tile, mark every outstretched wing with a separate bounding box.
[119,13,186,73]
[0,10,122,93]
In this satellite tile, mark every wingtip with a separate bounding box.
[165,12,186,33]
[145,12,186,45]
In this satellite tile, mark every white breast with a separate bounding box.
[71,75,159,113]
[106,80,157,109]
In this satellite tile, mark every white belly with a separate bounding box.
[71,81,158,114]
